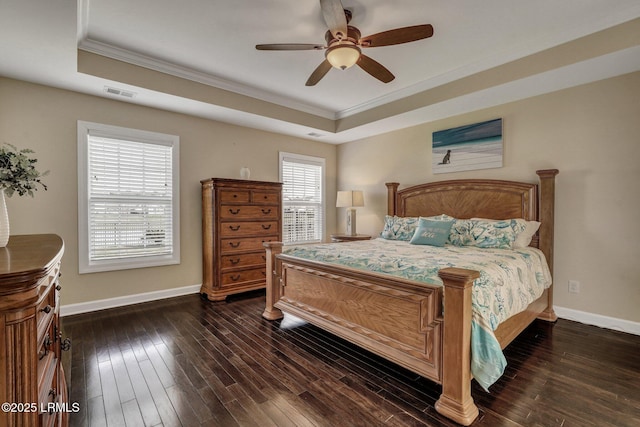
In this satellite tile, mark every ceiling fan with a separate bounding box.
[255,0,434,86]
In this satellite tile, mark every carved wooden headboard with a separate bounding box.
[388,179,537,221]
[385,170,559,271]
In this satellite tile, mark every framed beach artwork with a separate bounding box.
[432,118,503,174]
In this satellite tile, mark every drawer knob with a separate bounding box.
[230,258,240,265]
[229,208,240,215]
[261,224,272,230]
[261,208,272,214]
[229,225,241,231]
[39,334,52,360]
[61,337,72,352]
[229,242,241,248]
[41,305,52,314]
[231,274,241,281]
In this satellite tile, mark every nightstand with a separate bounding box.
[330,233,372,243]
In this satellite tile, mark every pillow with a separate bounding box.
[410,218,455,246]
[449,219,517,249]
[514,220,540,248]
[471,218,540,248]
[380,216,419,241]
[380,214,455,241]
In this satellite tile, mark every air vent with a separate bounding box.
[103,86,137,98]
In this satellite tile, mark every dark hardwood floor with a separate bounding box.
[61,291,640,427]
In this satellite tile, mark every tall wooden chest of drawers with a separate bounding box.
[201,178,282,301]
[0,234,69,427]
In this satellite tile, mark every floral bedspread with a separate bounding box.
[283,238,552,390]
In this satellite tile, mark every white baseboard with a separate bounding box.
[60,284,202,317]
[555,306,640,336]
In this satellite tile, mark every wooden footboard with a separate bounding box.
[264,245,444,381]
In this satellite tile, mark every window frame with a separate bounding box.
[77,121,180,273]
[279,151,326,244]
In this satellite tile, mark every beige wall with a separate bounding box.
[0,77,337,306]
[1,73,638,323]
[338,72,640,323]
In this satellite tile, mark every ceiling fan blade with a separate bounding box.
[320,0,348,40]
[357,55,395,83]
[256,43,325,51]
[305,60,333,86]
[360,24,434,48]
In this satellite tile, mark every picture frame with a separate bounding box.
[432,118,503,174]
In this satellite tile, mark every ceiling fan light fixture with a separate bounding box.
[257,1,433,85]
[326,45,361,70]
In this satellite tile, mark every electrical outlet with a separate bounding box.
[568,280,580,293]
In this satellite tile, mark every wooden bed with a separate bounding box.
[262,169,559,425]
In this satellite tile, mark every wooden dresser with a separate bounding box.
[0,234,69,427]
[201,178,282,301]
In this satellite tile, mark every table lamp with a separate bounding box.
[336,190,364,236]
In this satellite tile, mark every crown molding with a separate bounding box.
[78,38,337,120]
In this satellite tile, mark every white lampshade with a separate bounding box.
[326,45,361,70]
[336,190,364,208]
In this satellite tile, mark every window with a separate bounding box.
[279,152,325,244]
[78,121,180,273]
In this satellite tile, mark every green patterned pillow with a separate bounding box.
[410,218,455,246]
[380,216,419,241]
[450,219,516,249]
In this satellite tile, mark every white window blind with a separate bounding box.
[78,121,180,273]
[88,136,173,260]
[280,152,325,244]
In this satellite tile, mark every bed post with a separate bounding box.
[262,242,284,320]
[386,182,399,215]
[435,267,481,426]
[536,169,559,322]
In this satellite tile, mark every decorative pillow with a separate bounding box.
[410,218,455,246]
[380,216,419,241]
[449,219,517,249]
[471,218,540,248]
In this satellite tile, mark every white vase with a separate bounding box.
[240,167,251,180]
[0,190,9,247]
